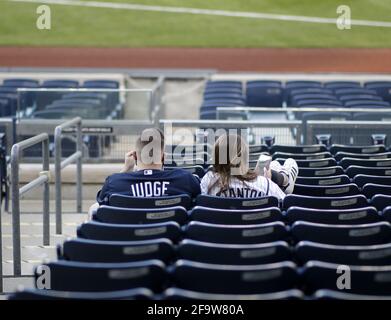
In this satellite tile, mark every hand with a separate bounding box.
[264,167,272,179]
[120,151,136,173]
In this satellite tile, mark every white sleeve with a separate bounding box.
[267,179,286,200]
[200,171,213,194]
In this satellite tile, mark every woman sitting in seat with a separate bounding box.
[200,134,298,200]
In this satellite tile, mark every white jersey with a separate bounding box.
[200,171,286,200]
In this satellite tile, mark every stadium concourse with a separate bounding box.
[2,69,391,300]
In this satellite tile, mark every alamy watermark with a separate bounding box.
[337,5,351,30]
[36,5,51,30]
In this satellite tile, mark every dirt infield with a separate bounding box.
[1,47,391,72]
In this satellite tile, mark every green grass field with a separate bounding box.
[1,0,391,47]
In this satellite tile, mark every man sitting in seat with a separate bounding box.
[96,128,201,205]
[201,134,298,200]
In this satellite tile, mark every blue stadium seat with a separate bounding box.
[346,165,391,178]
[382,206,391,223]
[177,239,291,265]
[270,144,327,154]
[330,144,386,155]
[271,151,332,160]
[41,79,79,88]
[324,81,361,90]
[3,78,40,86]
[249,144,269,153]
[353,175,391,188]
[34,260,166,292]
[189,206,282,225]
[297,166,345,177]
[276,158,337,168]
[246,83,283,107]
[59,238,174,263]
[365,81,391,103]
[353,112,391,121]
[171,260,298,294]
[371,194,391,211]
[293,183,359,197]
[313,289,391,300]
[334,88,376,97]
[94,205,188,225]
[195,195,279,210]
[303,261,391,295]
[163,287,303,300]
[296,175,351,186]
[77,221,181,242]
[8,287,154,300]
[108,194,192,209]
[345,100,390,107]
[335,151,391,162]
[340,94,382,102]
[296,241,391,266]
[283,194,368,210]
[285,206,380,225]
[291,221,391,245]
[340,158,391,169]
[83,80,119,88]
[185,221,288,244]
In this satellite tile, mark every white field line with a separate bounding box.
[8,0,391,28]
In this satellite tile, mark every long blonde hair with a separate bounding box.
[208,134,257,194]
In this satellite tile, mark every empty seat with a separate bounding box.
[346,165,391,178]
[272,152,332,161]
[59,238,175,263]
[283,194,368,210]
[172,260,299,294]
[195,195,278,210]
[185,221,288,244]
[163,287,303,300]
[353,175,391,188]
[304,261,391,295]
[296,241,391,266]
[8,287,154,300]
[363,184,391,199]
[340,94,382,102]
[324,81,361,89]
[94,205,188,225]
[293,183,359,197]
[178,239,291,265]
[296,175,351,186]
[83,80,119,88]
[291,221,391,245]
[330,144,386,155]
[382,206,391,223]
[276,158,337,168]
[313,289,391,300]
[335,88,376,97]
[41,79,79,88]
[34,260,166,292]
[345,100,391,107]
[77,221,181,242]
[365,81,391,103]
[285,206,380,225]
[245,83,283,107]
[371,195,391,211]
[190,206,282,225]
[335,152,391,162]
[270,144,327,155]
[108,194,191,210]
[340,158,391,169]
[297,166,345,177]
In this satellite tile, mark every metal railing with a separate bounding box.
[54,117,83,234]
[150,76,165,126]
[10,133,50,276]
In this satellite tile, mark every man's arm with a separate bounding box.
[120,151,136,173]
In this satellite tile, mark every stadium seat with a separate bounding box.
[271,151,332,161]
[365,81,391,103]
[334,88,376,97]
[295,175,351,186]
[285,206,380,225]
[291,221,391,245]
[185,221,288,244]
[346,165,391,178]
[293,183,359,197]
[382,206,391,223]
[189,206,282,225]
[371,194,391,211]
[353,112,391,121]
[353,175,391,188]
[77,221,182,242]
[108,194,192,209]
[59,238,174,263]
[270,144,327,154]
[276,158,337,168]
[171,260,299,294]
[163,287,303,300]
[34,260,166,292]
[83,80,119,88]
[364,184,391,198]
[324,81,361,90]
[330,144,386,155]
[296,241,391,266]
[313,289,391,300]
[195,195,279,210]
[94,205,188,225]
[8,287,154,300]
[245,82,283,107]
[303,261,391,295]
[177,239,291,265]
[345,100,390,107]
[297,166,345,177]
[283,194,368,210]
[335,152,391,162]
[340,158,391,169]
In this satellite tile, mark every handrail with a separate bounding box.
[10,133,50,276]
[54,117,83,234]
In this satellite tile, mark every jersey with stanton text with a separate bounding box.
[97,168,201,205]
[200,170,286,200]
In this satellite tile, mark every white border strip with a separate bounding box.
[8,0,391,28]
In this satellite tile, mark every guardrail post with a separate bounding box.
[42,138,50,246]
[11,144,21,276]
[76,120,83,213]
[54,126,62,235]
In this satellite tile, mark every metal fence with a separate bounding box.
[10,133,50,276]
[54,117,83,234]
